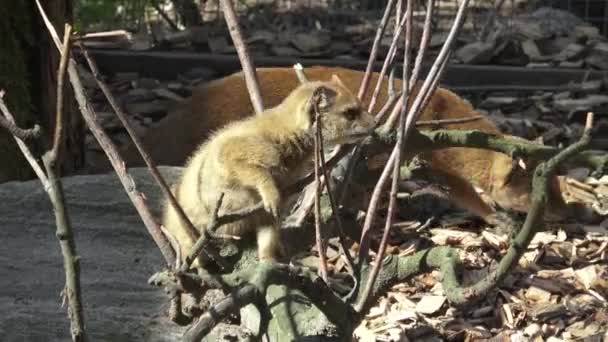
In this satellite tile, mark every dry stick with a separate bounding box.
[293,5,405,229]
[291,64,356,279]
[183,282,258,341]
[442,112,596,306]
[356,0,414,313]
[75,30,131,41]
[77,45,227,271]
[69,61,177,264]
[313,116,329,282]
[416,115,484,126]
[357,0,470,285]
[0,115,42,141]
[367,12,409,114]
[0,93,47,182]
[45,26,87,342]
[35,0,175,266]
[383,0,434,132]
[409,0,434,94]
[181,194,224,273]
[219,0,264,115]
[0,25,88,341]
[358,0,396,100]
[48,24,71,162]
[293,63,308,83]
[315,122,358,290]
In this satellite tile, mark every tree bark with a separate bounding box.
[0,0,83,183]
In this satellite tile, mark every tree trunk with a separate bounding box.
[0,0,84,183]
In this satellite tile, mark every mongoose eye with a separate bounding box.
[344,108,360,121]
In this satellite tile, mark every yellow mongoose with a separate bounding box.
[162,75,375,265]
[115,66,572,225]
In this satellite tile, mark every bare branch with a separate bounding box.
[415,115,484,127]
[357,0,471,293]
[183,284,258,341]
[367,11,409,114]
[219,0,264,114]
[48,24,72,164]
[358,0,396,100]
[35,0,176,266]
[77,44,228,270]
[0,110,42,141]
[313,100,329,283]
[181,193,225,272]
[293,63,309,83]
[4,16,87,340]
[0,94,47,183]
[356,0,414,312]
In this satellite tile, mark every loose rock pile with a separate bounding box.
[85,6,608,70]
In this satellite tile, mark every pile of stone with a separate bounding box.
[84,6,608,70]
[79,65,216,154]
[455,7,608,69]
[466,78,608,149]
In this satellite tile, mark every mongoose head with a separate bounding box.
[293,74,375,145]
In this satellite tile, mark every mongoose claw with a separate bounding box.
[261,190,281,219]
[264,200,280,219]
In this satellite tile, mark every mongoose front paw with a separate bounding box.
[261,189,281,219]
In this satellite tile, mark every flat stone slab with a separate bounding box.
[0,167,185,341]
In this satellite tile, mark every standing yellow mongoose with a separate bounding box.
[105,66,578,230]
[162,75,375,265]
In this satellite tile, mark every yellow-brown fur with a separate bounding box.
[163,75,374,266]
[109,66,570,226]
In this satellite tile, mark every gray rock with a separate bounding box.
[290,31,331,53]
[455,42,495,64]
[0,167,186,341]
[585,41,608,70]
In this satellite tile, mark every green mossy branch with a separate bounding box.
[164,122,597,340]
[375,128,607,174]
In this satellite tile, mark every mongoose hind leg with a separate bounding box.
[256,224,284,261]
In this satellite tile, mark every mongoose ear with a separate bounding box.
[304,85,337,127]
[312,85,338,113]
[331,74,347,88]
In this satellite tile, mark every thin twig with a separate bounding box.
[2,21,87,341]
[356,0,414,312]
[409,0,434,94]
[0,93,48,183]
[357,0,471,279]
[183,283,258,341]
[441,112,595,306]
[315,113,358,293]
[78,44,227,270]
[45,25,87,342]
[313,106,329,282]
[416,115,484,126]
[35,0,176,267]
[0,114,42,141]
[48,24,72,163]
[293,63,309,83]
[180,194,225,272]
[74,30,132,41]
[367,12,409,114]
[358,0,396,100]
[219,0,264,114]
